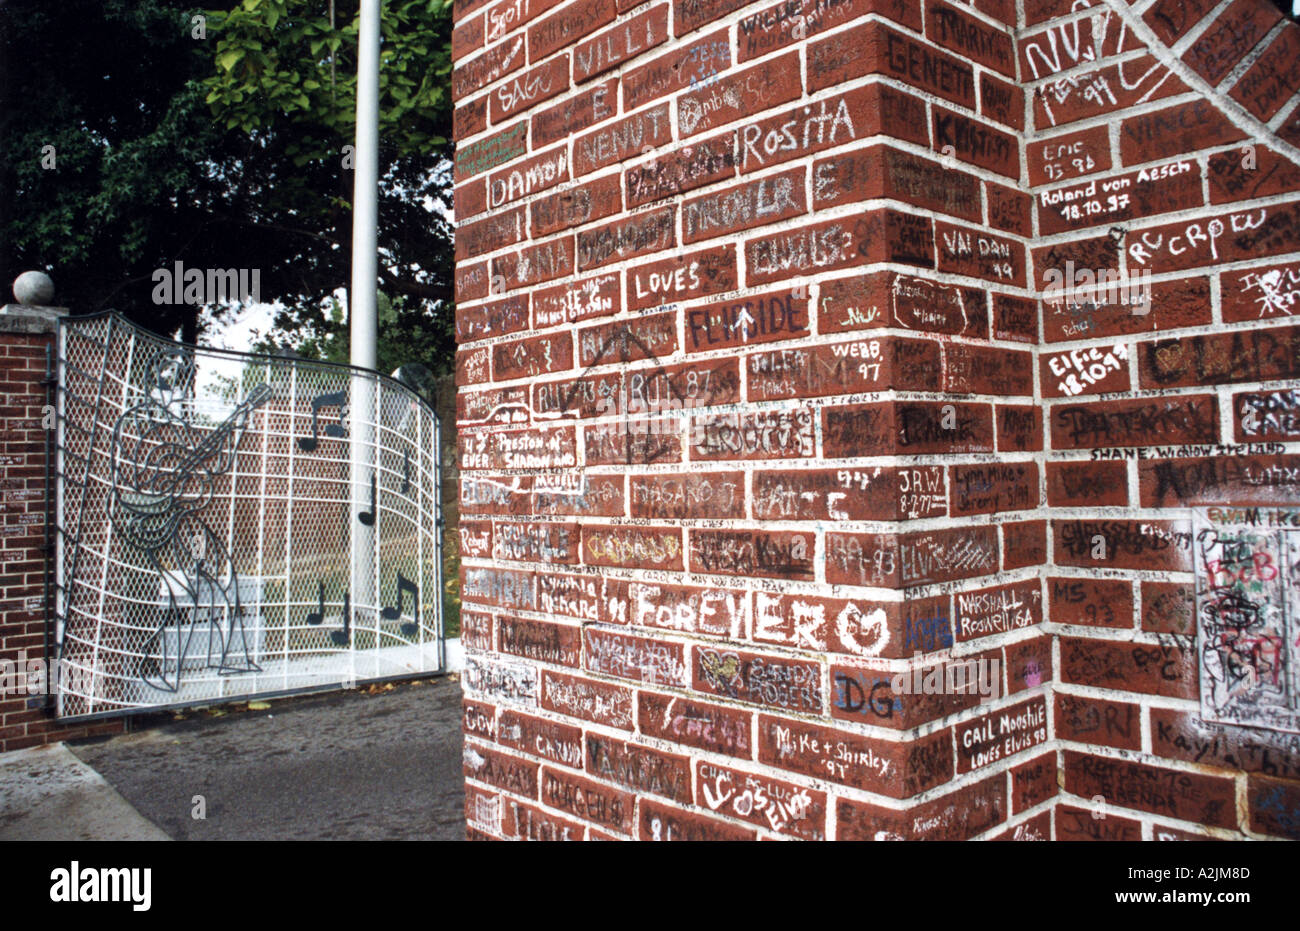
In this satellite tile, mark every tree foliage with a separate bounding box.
[0,0,458,375]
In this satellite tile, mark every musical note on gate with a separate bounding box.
[307,581,325,626]
[358,473,377,526]
[297,391,348,452]
[331,592,351,646]
[381,573,419,637]
[401,448,411,495]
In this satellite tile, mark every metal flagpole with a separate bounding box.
[350,0,381,640]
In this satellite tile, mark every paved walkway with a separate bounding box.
[1,676,465,841]
[0,743,170,840]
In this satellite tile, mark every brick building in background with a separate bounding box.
[452,0,1300,840]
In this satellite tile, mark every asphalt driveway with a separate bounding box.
[66,676,465,840]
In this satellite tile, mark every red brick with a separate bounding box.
[815,146,982,220]
[464,742,540,797]
[1042,277,1211,344]
[926,1,1013,75]
[986,181,1032,236]
[581,524,683,570]
[955,579,1042,641]
[689,528,815,581]
[1230,25,1300,121]
[576,207,675,270]
[1138,324,1300,388]
[1048,577,1132,629]
[631,471,743,520]
[586,733,691,801]
[1066,751,1237,829]
[1121,99,1247,168]
[638,691,753,758]
[491,331,573,380]
[811,21,975,106]
[1209,144,1300,206]
[623,29,730,110]
[1046,461,1126,508]
[585,417,684,465]
[572,103,672,176]
[1140,454,1300,507]
[1056,693,1142,750]
[532,271,620,328]
[955,696,1049,773]
[1028,125,1111,187]
[932,105,1018,179]
[540,766,636,833]
[1144,0,1216,44]
[531,78,618,147]
[528,0,616,60]
[626,133,736,206]
[1039,159,1203,236]
[1182,0,1281,86]
[583,626,687,685]
[695,759,828,839]
[1051,394,1217,450]
[836,773,1005,839]
[540,669,634,729]
[1012,752,1057,814]
[452,14,485,61]
[684,167,806,243]
[936,220,1023,286]
[680,52,802,140]
[748,336,940,402]
[684,291,809,351]
[1056,803,1141,841]
[1152,708,1300,781]
[822,401,995,458]
[625,244,737,310]
[491,235,576,289]
[1059,634,1196,698]
[981,71,1022,130]
[501,797,586,840]
[498,615,581,665]
[1034,57,1188,131]
[825,525,1000,587]
[752,466,945,522]
[693,646,822,714]
[638,798,755,840]
[574,5,670,82]
[1140,581,1195,636]
[737,0,920,62]
[452,34,528,99]
[486,145,570,212]
[1248,776,1300,839]
[498,709,584,768]
[577,311,677,368]
[490,54,569,122]
[456,295,529,343]
[455,207,526,261]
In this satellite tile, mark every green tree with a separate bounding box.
[0,0,458,375]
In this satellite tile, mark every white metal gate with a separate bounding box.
[54,312,445,719]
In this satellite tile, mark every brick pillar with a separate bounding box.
[0,306,124,751]
[452,0,1300,841]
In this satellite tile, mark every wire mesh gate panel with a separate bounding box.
[54,313,444,719]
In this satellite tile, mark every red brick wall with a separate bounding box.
[452,0,1300,840]
[0,309,123,751]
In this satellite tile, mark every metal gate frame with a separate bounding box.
[49,312,446,721]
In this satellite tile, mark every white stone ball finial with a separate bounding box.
[13,271,55,306]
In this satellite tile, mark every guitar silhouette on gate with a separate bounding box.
[108,348,272,692]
